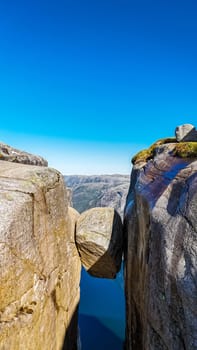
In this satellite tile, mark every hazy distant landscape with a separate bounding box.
[64,174,130,218]
[0,0,196,348]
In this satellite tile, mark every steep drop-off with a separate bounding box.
[1,125,196,350]
[0,143,124,350]
[124,138,197,350]
[0,158,81,350]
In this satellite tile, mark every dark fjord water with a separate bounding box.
[79,266,125,350]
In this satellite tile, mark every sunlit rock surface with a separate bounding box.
[124,141,197,350]
[76,207,123,279]
[0,142,48,166]
[0,161,81,350]
[175,123,197,142]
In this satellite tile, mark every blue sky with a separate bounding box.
[0,0,196,174]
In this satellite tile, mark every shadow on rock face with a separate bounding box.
[76,207,123,279]
[62,305,79,350]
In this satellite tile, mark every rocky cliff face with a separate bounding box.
[1,126,196,350]
[0,142,48,166]
[0,157,81,349]
[64,175,130,219]
[0,144,124,349]
[124,138,197,350]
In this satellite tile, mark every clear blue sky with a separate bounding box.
[0,0,196,174]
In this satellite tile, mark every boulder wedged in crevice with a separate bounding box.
[76,207,123,279]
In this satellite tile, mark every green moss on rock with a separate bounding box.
[132,138,197,165]
[172,142,197,158]
[132,137,176,164]
[132,148,153,165]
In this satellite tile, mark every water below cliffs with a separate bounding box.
[79,265,125,349]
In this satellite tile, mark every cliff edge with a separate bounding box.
[0,147,81,350]
[124,125,197,350]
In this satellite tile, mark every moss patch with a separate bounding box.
[172,142,197,158]
[132,137,176,164]
[132,139,197,165]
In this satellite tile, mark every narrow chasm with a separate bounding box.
[65,174,129,350]
[78,265,125,350]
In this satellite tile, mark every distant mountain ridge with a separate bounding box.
[64,174,130,219]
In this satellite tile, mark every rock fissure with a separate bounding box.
[0,125,196,349]
[0,241,42,275]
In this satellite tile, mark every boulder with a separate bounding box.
[76,207,123,278]
[175,123,197,142]
[0,142,48,166]
[124,142,197,350]
[0,160,81,350]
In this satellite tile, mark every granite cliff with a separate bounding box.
[76,207,123,278]
[124,125,197,350]
[0,144,81,350]
[0,124,196,350]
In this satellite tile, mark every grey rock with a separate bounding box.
[76,207,123,278]
[175,123,197,142]
[0,142,48,166]
[124,144,197,350]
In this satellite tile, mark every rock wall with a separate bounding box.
[0,160,81,350]
[124,141,197,349]
[2,128,196,350]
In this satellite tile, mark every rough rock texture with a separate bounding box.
[175,124,197,142]
[64,175,130,219]
[124,142,197,350]
[76,207,123,278]
[0,142,48,166]
[0,161,81,350]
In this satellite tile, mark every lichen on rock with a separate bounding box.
[172,141,197,158]
[132,135,197,165]
[124,127,197,350]
[132,137,176,164]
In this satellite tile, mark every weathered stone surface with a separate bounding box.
[68,206,80,239]
[124,143,197,350]
[0,142,48,166]
[175,123,197,142]
[0,161,81,350]
[76,207,123,278]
